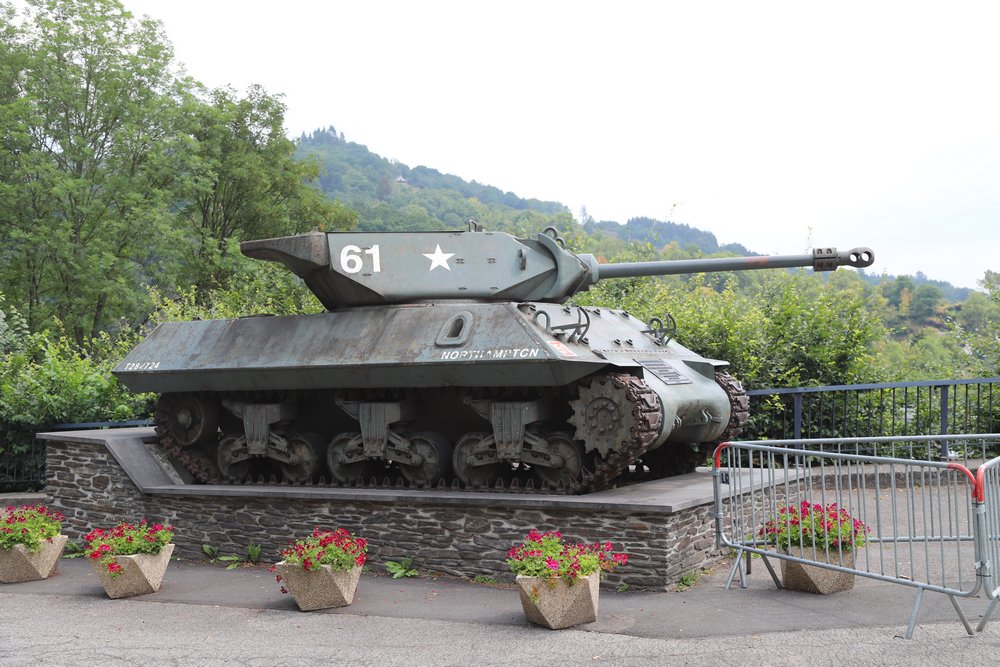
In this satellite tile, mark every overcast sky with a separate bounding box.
[121,0,999,290]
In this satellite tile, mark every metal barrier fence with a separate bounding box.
[977,456,1000,631]
[712,434,1000,638]
[744,378,1000,451]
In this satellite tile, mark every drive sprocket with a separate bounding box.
[568,373,663,491]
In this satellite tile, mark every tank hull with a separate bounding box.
[117,302,720,394]
[115,301,741,492]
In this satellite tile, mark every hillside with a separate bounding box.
[297,127,570,233]
[584,217,752,255]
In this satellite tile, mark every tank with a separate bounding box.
[113,224,874,493]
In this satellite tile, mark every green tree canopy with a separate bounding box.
[175,85,355,293]
[0,0,355,339]
[1,0,186,341]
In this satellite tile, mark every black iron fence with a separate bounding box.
[742,377,1000,457]
[0,420,151,494]
[0,426,47,493]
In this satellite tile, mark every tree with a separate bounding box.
[172,84,355,292]
[909,284,944,325]
[951,271,1000,374]
[0,0,188,341]
[0,1,356,331]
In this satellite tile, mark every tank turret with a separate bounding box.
[116,224,875,493]
[240,224,874,309]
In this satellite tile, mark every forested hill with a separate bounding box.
[297,127,763,256]
[296,127,570,232]
[584,217,752,255]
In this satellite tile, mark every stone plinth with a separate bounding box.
[38,429,730,590]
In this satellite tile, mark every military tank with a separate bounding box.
[113,224,873,493]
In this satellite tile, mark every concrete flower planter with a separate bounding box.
[90,543,175,598]
[780,547,856,594]
[276,561,362,611]
[0,535,68,583]
[516,571,600,629]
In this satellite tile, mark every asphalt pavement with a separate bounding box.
[2,552,1000,666]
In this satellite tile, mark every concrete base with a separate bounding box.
[277,562,361,611]
[91,543,174,598]
[780,548,856,595]
[0,535,68,583]
[38,429,731,590]
[517,572,600,629]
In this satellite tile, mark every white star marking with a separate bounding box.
[423,244,455,271]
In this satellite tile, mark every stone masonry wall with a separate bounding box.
[44,437,725,590]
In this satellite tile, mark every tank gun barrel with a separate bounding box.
[594,247,874,280]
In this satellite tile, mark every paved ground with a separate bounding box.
[2,554,1000,666]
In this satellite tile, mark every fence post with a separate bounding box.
[793,393,803,440]
[939,384,950,458]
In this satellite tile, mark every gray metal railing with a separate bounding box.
[743,378,1000,457]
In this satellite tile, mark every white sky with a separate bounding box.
[120,0,999,289]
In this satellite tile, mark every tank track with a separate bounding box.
[575,373,662,492]
[714,371,749,442]
[154,397,221,484]
[153,374,663,493]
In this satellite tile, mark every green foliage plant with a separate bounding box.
[676,571,700,591]
[0,505,64,552]
[217,553,242,569]
[0,332,150,427]
[384,556,418,579]
[218,543,263,570]
[246,543,262,565]
[758,501,870,552]
[83,520,174,578]
[62,541,85,559]
[201,544,220,563]
[505,529,627,583]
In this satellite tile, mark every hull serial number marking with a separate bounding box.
[122,361,161,370]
